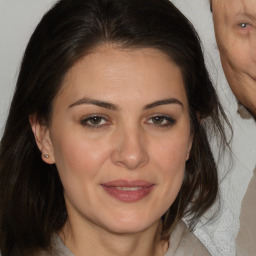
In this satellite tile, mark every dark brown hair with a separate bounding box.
[0,0,231,255]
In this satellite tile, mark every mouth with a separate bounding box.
[114,187,144,191]
[101,180,155,202]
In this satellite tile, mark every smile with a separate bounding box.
[101,180,155,202]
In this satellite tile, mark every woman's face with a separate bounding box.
[38,45,192,235]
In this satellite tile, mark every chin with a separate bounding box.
[101,214,159,235]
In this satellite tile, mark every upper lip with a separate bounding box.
[101,180,154,187]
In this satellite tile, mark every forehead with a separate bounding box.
[55,45,188,108]
[213,0,256,20]
[63,45,182,87]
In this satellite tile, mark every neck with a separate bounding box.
[59,218,168,256]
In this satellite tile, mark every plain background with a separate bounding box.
[0,1,256,255]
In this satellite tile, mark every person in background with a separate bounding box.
[212,0,256,119]
[212,0,256,255]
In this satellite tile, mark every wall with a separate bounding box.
[0,0,56,136]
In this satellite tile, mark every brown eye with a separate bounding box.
[81,115,108,128]
[152,116,165,125]
[147,115,175,127]
[89,116,104,125]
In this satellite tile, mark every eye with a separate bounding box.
[80,115,109,128]
[238,23,250,29]
[146,115,176,127]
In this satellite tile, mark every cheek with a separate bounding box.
[51,135,112,209]
[155,132,190,161]
[221,34,256,72]
[152,137,187,211]
[51,131,111,179]
[152,132,190,185]
[232,48,252,69]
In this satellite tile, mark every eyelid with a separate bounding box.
[237,20,255,30]
[145,114,176,127]
[235,22,254,35]
[238,22,250,28]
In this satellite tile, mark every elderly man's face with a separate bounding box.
[212,0,256,115]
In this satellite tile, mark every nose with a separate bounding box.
[111,127,149,170]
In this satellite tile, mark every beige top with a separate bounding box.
[236,166,256,256]
[165,221,210,256]
[39,221,210,256]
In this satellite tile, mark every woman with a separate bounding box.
[0,0,230,255]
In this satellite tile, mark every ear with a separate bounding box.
[186,134,193,161]
[29,115,55,164]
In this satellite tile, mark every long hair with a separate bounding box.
[0,0,231,255]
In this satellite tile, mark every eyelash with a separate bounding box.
[80,114,176,129]
[80,115,110,128]
[145,115,176,128]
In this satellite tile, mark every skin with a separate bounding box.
[31,45,192,256]
[212,0,256,116]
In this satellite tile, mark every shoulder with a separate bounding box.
[165,221,210,256]
[37,234,74,256]
[236,166,256,256]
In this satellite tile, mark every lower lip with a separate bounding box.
[101,185,154,202]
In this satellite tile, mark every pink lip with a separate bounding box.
[101,180,155,202]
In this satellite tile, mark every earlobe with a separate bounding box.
[29,115,55,164]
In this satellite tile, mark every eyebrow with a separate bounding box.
[69,98,118,110]
[235,12,256,22]
[143,98,183,110]
[69,97,183,110]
